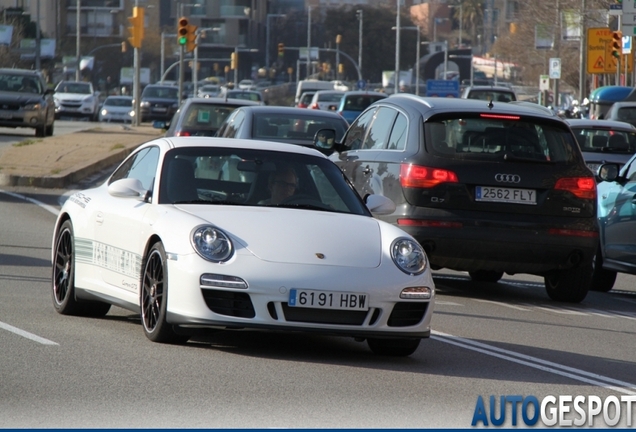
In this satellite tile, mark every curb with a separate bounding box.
[0,146,137,189]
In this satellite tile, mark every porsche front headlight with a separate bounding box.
[391,238,427,275]
[191,225,233,262]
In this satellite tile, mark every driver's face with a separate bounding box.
[270,171,297,204]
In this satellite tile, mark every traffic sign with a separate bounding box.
[549,58,561,79]
[425,80,459,98]
[539,75,550,91]
[357,79,367,90]
[587,27,634,74]
[624,35,632,54]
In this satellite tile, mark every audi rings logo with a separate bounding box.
[495,173,521,183]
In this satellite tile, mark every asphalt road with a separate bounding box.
[1,187,636,428]
[0,119,98,150]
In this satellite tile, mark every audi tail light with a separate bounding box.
[554,177,596,199]
[400,164,459,188]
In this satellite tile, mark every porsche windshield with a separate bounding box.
[158,147,369,215]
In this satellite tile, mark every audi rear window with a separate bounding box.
[424,113,578,163]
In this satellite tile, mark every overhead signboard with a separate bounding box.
[425,80,459,98]
[587,27,634,74]
[622,12,636,35]
[623,1,636,13]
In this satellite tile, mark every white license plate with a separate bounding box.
[288,289,369,311]
[153,107,167,112]
[475,186,537,205]
[0,112,12,119]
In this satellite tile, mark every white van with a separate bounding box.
[295,80,335,104]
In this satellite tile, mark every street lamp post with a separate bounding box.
[394,0,401,94]
[76,0,81,81]
[357,10,363,79]
[193,27,219,95]
[392,25,421,95]
[35,0,40,70]
[307,6,311,79]
[336,34,342,80]
[266,14,285,69]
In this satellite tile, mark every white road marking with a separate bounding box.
[432,330,636,395]
[435,301,464,306]
[0,189,59,216]
[474,299,530,311]
[535,305,587,315]
[0,321,58,345]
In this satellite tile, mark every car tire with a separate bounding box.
[35,125,45,137]
[468,270,504,283]
[52,220,111,317]
[590,250,617,292]
[544,263,592,303]
[140,242,189,344]
[45,122,54,137]
[367,337,421,357]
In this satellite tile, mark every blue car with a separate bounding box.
[594,156,636,291]
[336,91,387,124]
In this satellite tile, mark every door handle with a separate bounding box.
[96,212,104,225]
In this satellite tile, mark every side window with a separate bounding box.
[387,112,407,150]
[221,109,245,137]
[362,107,398,150]
[625,158,636,182]
[342,108,376,150]
[109,146,160,191]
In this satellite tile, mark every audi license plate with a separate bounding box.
[475,186,536,205]
[288,289,368,311]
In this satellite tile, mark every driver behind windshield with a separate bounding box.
[260,166,298,205]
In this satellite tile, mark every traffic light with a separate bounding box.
[230,52,238,69]
[177,17,198,52]
[127,6,144,49]
[121,41,127,53]
[278,43,284,57]
[338,63,344,74]
[612,31,623,59]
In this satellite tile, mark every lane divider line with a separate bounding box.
[0,320,59,345]
[0,189,59,216]
[432,330,636,395]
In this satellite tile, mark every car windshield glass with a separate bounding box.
[104,98,132,107]
[252,113,347,141]
[227,91,262,101]
[143,87,178,98]
[343,95,386,111]
[159,147,369,215]
[318,93,344,102]
[425,113,577,163]
[570,128,636,154]
[467,90,515,102]
[182,103,240,129]
[0,74,42,93]
[59,83,91,94]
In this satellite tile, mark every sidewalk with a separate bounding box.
[0,124,164,188]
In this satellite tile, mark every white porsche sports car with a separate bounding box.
[52,136,435,356]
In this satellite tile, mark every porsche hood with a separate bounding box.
[181,206,383,268]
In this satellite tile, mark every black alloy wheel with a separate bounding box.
[140,242,189,344]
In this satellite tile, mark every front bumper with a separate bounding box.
[0,108,46,129]
[165,253,435,339]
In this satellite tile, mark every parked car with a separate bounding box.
[51,136,434,356]
[603,101,636,127]
[336,91,388,124]
[139,84,180,124]
[216,106,349,148]
[565,118,636,176]
[0,68,55,137]
[461,85,517,102]
[160,97,260,137]
[594,156,636,292]
[308,90,345,111]
[296,91,316,108]
[53,80,100,121]
[329,94,598,303]
[98,95,134,123]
